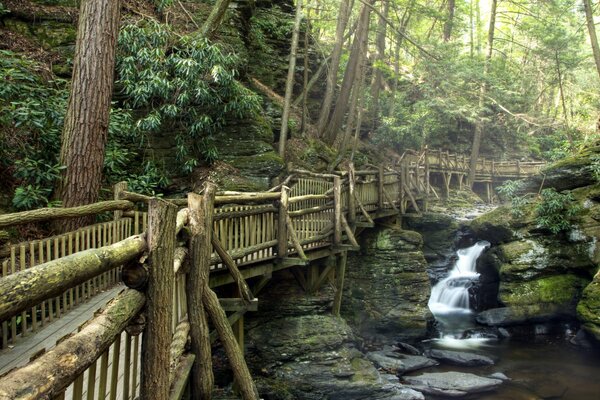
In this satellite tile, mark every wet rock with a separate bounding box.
[394,342,421,356]
[476,305,575,326]
[403,372,503,398]
[577,269,600,342]
[488,372,510,381]
[387,387,425,400]
[425,349,494,366]
[367,351,438,374]
[343,226,432,341]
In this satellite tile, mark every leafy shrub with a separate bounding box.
[535,188,580,234]
[116,21,261,173]
[497,180,529,218]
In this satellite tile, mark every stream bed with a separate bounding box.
[422,336,600,399]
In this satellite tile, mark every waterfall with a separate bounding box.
[428,241,491,315]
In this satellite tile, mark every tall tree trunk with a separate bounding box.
[475,0,482,55]
[555,50,574,147]
[301,6,311,136]
[369,0,390,131]
[323,0,373,145]
[443,0,455,41]
[468,0,496,187]
[316,0,352,135]
[583,0,600,80]
[57,0,120,232]
[278,0,303,159]
[201,0,232,38]
[469,0,474,57]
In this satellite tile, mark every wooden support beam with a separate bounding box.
[285,215,308,261]
[333,176,342,246]
[186,185,216,400]
[202,288,260,400]
[219,298,259,312]
[311,257,335,293]
[252,273,272,296]
[211,233,254,303]
[402,182,422,215]
[170,319,191,379]
[355,221,375,228]
[353,192,374,225]
[347,163,357,227]
[382,189,399,212]
[378,165,385,209]
[277,187,289,259]
[141,199,177,400]
[169,354,195,400]
[291,267,308,292]
[340,214,359,248]
[332,251,348,316]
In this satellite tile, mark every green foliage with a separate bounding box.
[153,0,172,12]
[116,20,261,173]
[0,2,9,16]
[590,155,600,181]
[535,188,581,234]
[497,180,529,218]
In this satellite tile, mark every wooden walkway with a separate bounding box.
[0,149,544,400]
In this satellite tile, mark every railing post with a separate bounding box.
[113,181,128,221]
[140,199,177,400]
[378,165,385,209]
[277,187,289,258]
[347,163,356,228]
[187,184,216,400]
[333,176,342,246]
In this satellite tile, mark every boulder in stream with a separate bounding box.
[425,349,495,366]
[367,350,438,374]
[403,371,503,398]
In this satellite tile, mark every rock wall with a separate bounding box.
[470,143,600,341]
[244,272,422,400]
[342,226,432,342]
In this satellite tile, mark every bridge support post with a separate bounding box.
[141,199,177,400]
[378,165,385,209]
[332,251,348,317]
[187,185,216,400]
[277,186,290,259]
[347,163,356,228]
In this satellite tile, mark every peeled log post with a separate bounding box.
[140,199,177,400]
[0,289,145,400]
[0,200,134,229]
[333,176,342,246]
[211,233,254,303]
[186,185,216,400]
[0,235,146,322]
[347,163,357,227]
[203,288,259,400]
[277,187,289,259]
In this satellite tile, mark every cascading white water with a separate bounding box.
[428,240,491,315]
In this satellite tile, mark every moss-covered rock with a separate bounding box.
[343,226,432,341]
[577,270,600,341]
[499,274,589,311]
[3,18,76,49]
[470,206,519,244]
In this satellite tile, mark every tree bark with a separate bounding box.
[56,0,121,232]
[278,0,303,159]
[140,199,177,400]
[201,0,232,38]
[583,0,600,80]
[369,0,390,131]
[316,0,352,135]
[468,0,496,187]
[186,185,216,400]
[323,0,373,145]
[443,0,455,41]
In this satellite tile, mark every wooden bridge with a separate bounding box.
[0,150,544,400]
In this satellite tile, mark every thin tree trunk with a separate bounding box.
[470,0,474,57]
[301,6,311,136]
[323,0,373,145]
[443,0,455,41]
[584,0,600,80]
[476,0,482,55]
[56,0,120,232]
[555,50,574,147]
[316,0,352,135]
[468,0,496,187]
[278,0,303,159]
[201,0,232,38]
[369,0,390,131]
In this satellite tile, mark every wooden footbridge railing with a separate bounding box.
[0,151,543,400]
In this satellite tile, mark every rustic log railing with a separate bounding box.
[0,149,543,400]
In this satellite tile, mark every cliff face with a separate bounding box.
[342,226,433,342]
[470,143,600,342]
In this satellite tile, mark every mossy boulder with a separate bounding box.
[3,18,76,49]
[499,274,589,312]
[469,206,520,244]
[577,270,600,341]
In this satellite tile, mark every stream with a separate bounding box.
[423,232,600,399]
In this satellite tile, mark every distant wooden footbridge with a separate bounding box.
[0,149,543,400]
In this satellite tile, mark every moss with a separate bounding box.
[223,151,283,177]
[577,272,600,330]
[500,274,590,308]
[4,19,76,49]
[470,206,517,244]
